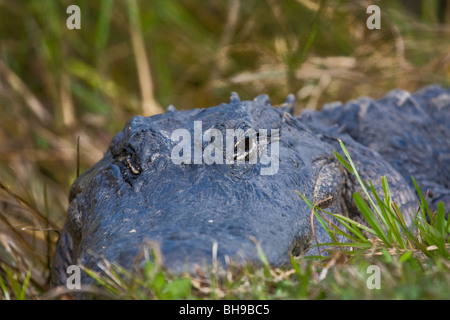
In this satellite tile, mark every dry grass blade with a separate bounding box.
[0,182,58,231]
[309,196,335,254]
[0,60,51,124]
[0,182,58,294]
[127,0,163,116]
[40,284,112,300]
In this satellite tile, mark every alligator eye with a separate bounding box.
[245,136,250,154]
[125,155,142,175]
[233,130,259,163]
[234,136,251,162]
[115,148,142,179]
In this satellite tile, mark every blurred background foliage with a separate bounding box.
[0,0,449,297]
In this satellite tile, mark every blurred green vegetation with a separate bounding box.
[0,0,449,299]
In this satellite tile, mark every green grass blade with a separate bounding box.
[18,265,32,300]
[331,214,373,241]
[315,242,373,249]
[382,175,390,204]
[318,217,360,243]
[82,267,121,295]
[328,218,366,242]
[353,193,390,246]
[411,176,432,223]
[370,180,405,247]
[3,265,22,300]
[399,250,413,263]
[296,191,340,250]
[165,277,192,299]
[334,151,354,174]
[444,203,450,235]
[296,191,314,210]
[338,140,384,219]
[435,202,446,236]
[313,210,337,244]
[0,268,11,300]
[391,201,408,228]
[95,0,114,53]
[369,180,390,229]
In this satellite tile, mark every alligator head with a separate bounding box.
[52,92,419,286]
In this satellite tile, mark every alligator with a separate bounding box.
[51,85,449,287]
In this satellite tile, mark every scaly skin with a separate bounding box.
[52,85,449,287]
